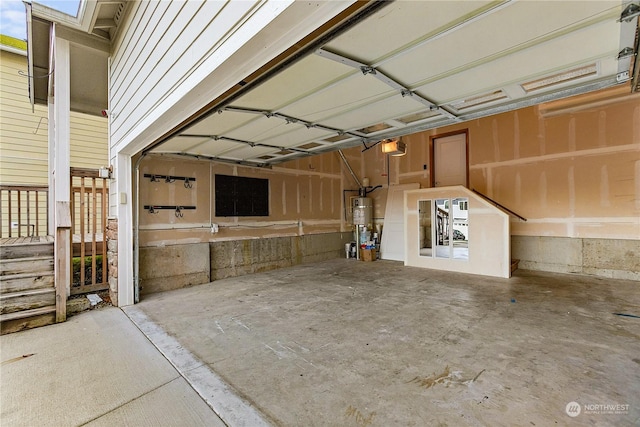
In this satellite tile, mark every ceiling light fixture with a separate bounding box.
[381,138,406,156]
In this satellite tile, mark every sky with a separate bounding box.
[1,0,80,40]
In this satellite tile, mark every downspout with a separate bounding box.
[24,1,35,112]
[133,152,147,303]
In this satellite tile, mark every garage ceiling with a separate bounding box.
[151,1,638,166]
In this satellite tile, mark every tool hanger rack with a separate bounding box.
[143,174,196,188]
[143,205,196,217]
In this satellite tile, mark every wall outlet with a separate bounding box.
[211,224,219,233]
[11,222,18,229]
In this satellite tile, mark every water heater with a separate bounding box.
[352,197,372,226]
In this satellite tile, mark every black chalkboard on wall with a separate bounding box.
[215,174,269,217]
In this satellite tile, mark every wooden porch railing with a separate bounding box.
[70,167,109,295]
[0,185,49,238]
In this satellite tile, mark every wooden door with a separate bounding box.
[432,131,468,187]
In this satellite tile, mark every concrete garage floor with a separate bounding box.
[130,259,640,426]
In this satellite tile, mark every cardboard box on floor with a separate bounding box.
[361,248,376,262]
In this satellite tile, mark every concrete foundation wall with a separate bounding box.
[140,232,351,294]
[210,232,351,280]
[512,236,639,281]
[210,237,294,281]
[140,243,210,295]
[297,232,353,265]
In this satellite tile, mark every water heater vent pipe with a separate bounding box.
[337,150,361,188]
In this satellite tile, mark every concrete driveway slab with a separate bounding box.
[84,377,225,427]
[0,307,224,427]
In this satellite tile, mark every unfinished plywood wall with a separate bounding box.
[138,152,346,246]
[349,86,640,241]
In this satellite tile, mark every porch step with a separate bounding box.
[0,305,56,335]
[0,271,55,294]
[0,256,54,276]
[0,242,53,260]
[0,288,56,315]
[0,241,59,334]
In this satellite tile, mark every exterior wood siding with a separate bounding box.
[1,49,49,185]
[109,0,286,147]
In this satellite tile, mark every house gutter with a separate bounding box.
[0,44,27,56]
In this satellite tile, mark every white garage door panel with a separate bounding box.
[153,136,211,153]
[321,95,424,131]
[185,139,247,156]
[234,55,354,111]
[187,110,255,136]
[279,74,391,121]
[145,1,632,168]
[324,1,494,63]
[259,127,334,148]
